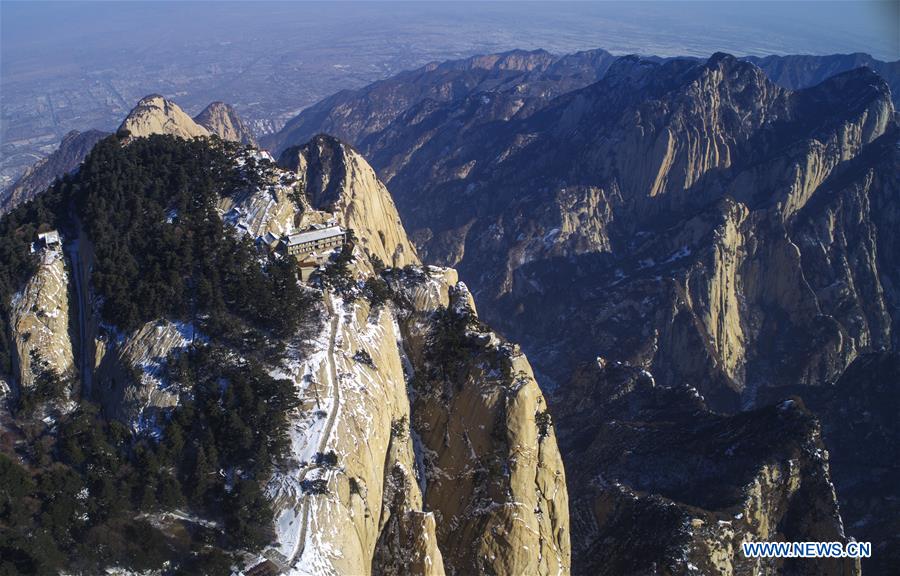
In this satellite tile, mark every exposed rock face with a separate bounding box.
[209,140,566,574]
[268,51,899,572]
[219,149,303,239]
[194,101,258,146]
[289,53,898,410]
[278,135,419,268]
[268,54,897,404]
[758,352,900,575]
[0,130,108,216]
[264,48,616,155]
[386,270,570,575]
[554,361,859,576]
[95,319,198,431]
[266,267,570,575]
[8,248,76,407]
[118,94,210,140]
[745,53,900,107]
[267,289,442,575]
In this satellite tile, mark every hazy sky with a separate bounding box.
[1,0,897,183]
[3,1,898,65]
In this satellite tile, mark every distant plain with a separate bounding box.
[2,1,897,187]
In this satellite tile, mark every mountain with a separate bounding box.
[3,47,899,574]
[757,352,900,575]
[118,94,211,139]
[266,50,899,161]
[285,54,897,402]
[555,360,859,576]
[194,101,259,146]
[746,53,900,105]
[0,118,568,573]
[267,51,899,573]
[0,96,260,217]
[263,48,617,155]
[0,130,108,216]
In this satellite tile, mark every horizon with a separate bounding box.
[1,1,898,187]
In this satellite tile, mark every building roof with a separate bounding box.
[286,225,345,246]
[38,230,61,245]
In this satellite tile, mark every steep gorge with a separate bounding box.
[269,51,899,574]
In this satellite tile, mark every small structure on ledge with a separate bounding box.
[38,230,61,248]
[278,224,348,281]
[283,225,346,257]
[32,230,62,253]
[297,254,320,282]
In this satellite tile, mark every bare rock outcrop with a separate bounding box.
[223,149,567,575]
[118,95,210,140]
[8,248,76,409]
[95,319,198,431]
[278,135,419,268]
[194,101,258,146]
[555,361,859,576]
[0,130,108,216]
[387,268,570,575]
[265,260,569,575]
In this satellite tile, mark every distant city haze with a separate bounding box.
[1,0,898,187]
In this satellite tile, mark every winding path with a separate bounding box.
[289,292,342,567]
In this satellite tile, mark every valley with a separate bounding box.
[0,8,898,572]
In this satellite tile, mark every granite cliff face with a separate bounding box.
[0,114,568,574]
[118,94,211,139]
[275,53,898,406]
[555,361,859,576]
[270,51,899,573]
[194,101,259,146]
[4,248,76,415]
[386,271,570,575]
[278,136,419,268]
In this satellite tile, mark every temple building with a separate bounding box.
[283,225,346,257]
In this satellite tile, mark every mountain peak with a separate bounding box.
[278,134,419,267]
[193,101,257,146]
[457,48,556,72]
[119,95,210,139]
[707,51,737,66]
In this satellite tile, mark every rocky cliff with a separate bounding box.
[278,53,898,410]
[6,247,76,415]
[118,94,211,139]
[0,129,568,575]
[194,101,258,146]
[554,360,860,575]
[278,135,419,268]
[267,51,899,573]
[386,270,570,576]
[227,139,567,575]
[0,130,108,216]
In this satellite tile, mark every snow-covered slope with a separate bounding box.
[240,140,569,575]
[0,129,568,574]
